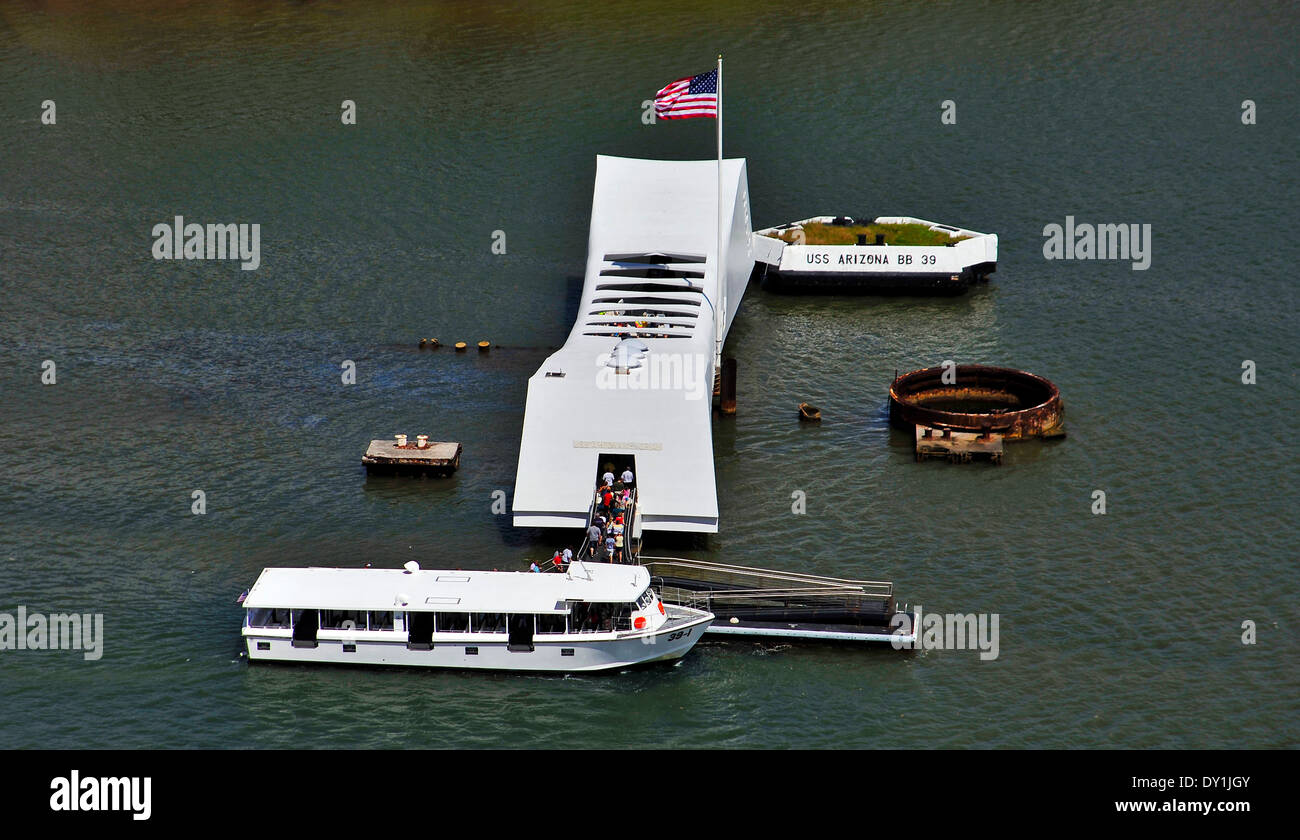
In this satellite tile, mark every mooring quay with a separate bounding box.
[641,557,913,644]
[362,436,462,476]
[538,476,913,645]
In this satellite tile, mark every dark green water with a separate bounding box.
[1,0,1296,748]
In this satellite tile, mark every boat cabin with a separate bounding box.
[242,563,667,653]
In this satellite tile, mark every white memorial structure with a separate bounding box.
[512,155,755,534]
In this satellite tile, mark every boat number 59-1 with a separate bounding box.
[667,628,693,641]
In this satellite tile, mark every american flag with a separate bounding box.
[654,70,718,120]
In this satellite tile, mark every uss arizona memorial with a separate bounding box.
[512,155,754,534]
[511,154,996,535]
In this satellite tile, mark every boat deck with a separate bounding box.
[657,605,711,633]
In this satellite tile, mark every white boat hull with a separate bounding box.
[243,606,713,673]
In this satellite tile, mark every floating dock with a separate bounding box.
[362,439,461,476]
[641,557,915,644]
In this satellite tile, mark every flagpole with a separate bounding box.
[715,54,724,375]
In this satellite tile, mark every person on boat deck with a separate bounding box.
[602,489,614,511]
[611,497,625,518]
[551,550,564,570]
[562,548,573,565]
[602,470,615,487]
[614,533,624,563]
[587,524,602,556]
[530,562,541,573]
[604,535,616,562]
[621,468,634,486]
[612,478,625,494]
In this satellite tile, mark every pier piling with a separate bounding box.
[720,357,737,415]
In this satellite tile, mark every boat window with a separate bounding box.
[537,613,567,634]
[634,588,655,610]
[471,613,507,633]
[571,602,594,633]
[435,612,470,633]
[247,608,291,628]
[368,611,394,631]
[570,602,632,633]
[320,609,367,630]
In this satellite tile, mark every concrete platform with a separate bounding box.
[362,440,462,475]
[915,426,1003,464]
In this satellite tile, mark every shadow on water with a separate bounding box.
[361,471,462,499]
[498,525,590,555]
[637,531,712,557]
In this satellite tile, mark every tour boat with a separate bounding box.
[240,561,713,672]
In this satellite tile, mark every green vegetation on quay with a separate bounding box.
[775,222,969,247]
